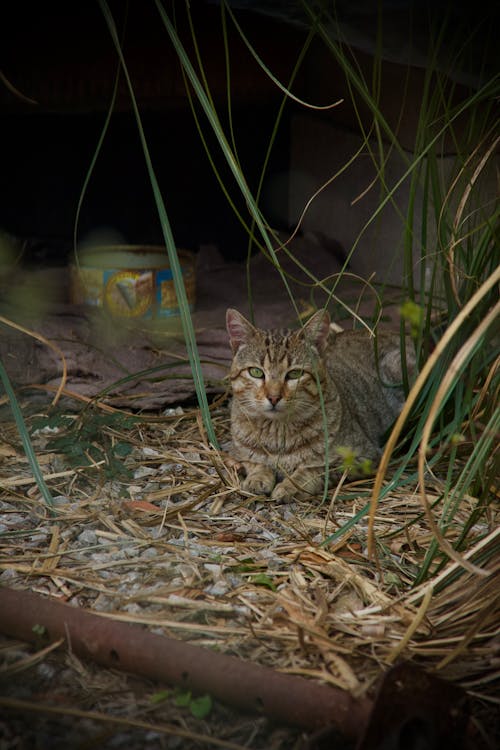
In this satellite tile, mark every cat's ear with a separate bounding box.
[226,309,256,353]
[302,309,330,352]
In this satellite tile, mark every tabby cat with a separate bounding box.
[226,308,413,502]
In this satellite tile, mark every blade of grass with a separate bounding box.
[153,0,301,319]
[0,315,67,407]
[416,300,499,576]
[224,2,343,112]
[0,358,55,510]
[305,0,499,291]
[98,0,217,448]
[368,265,500,557]
[73,11,122,268]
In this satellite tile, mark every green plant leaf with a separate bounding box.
[249,573,277,591]
[189,694,213,719]
[174,689,192,708]
[0,358,55,509]
[113,442,133,458]
[150,689,171,704]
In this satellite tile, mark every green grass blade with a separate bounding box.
[0,358,55,509]
[98,0,217,447]
[73,16,122,264]
[153,0,299,316]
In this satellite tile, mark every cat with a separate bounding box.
[226,308,414,502]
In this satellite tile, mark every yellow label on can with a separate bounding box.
[70,247,195,318]
[104,271,154,317]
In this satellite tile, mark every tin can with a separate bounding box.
[70,246,195,319]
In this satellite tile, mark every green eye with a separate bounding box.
[248,366,265,379]
[286,369,302,380]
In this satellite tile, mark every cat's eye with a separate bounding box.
[248,366,265,379]
[286,369,303,380]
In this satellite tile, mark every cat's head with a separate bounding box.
[226,308,330,419]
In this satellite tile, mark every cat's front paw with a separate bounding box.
[242,467,276,496]
[271,473,324,503]
[271,478,309,503]
[270,481,296,503]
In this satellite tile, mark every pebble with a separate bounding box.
[30,533,49,545]
[278,506,296,521]
[267,556,284,570]
[125,484,143,496]
[77,529,98,546]
[204,563,223,577]
[183,452,201,462]
[234,524,252,534]
[160,463,183,473]
[51,494,70,506]
[90,552,112,564]
[37,662,57,681]
[123,546,141,559]
[142,481,161,492]
[32,425,60,436]
[141,447,164,457]
[140,547,158,560]
[93,595,113,612]
[205,581,229,596]
[0,501,14,511]
[2,514,25,527]
[163,406,184,416]
[260,528,279,541]
[0,568,19,583]
[133,466,157,480]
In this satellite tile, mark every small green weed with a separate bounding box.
[336,446,373,477]
[150,688,213,719]
[30,410,136,480]
[249,572,277,591]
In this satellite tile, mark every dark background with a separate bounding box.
[1,1,497,265]
[1,1,303,262]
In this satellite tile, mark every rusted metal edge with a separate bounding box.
[0,586,372,739]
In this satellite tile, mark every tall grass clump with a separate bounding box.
[297,2,499,575]
[90,2,497,567]
[5,0,494,574]
[145,1,498,576]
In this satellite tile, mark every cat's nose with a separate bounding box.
[268,394,282,407]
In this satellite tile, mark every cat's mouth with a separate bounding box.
[263,402,286,417]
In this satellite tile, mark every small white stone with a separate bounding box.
[183,452,201,462]
[204,563,223,577]
[162,406,184,416]
[141,447,164,457]
[32,425,60,436]
[37,662,57,680]
[205,581,229,596]
[78,529,98,546]
[0,568,18,582]
[30,533,49,545]
[140,547,158,559]
[133,466,157,480]
[52,495,70,506]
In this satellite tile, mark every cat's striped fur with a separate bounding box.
[226,308,413,502]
